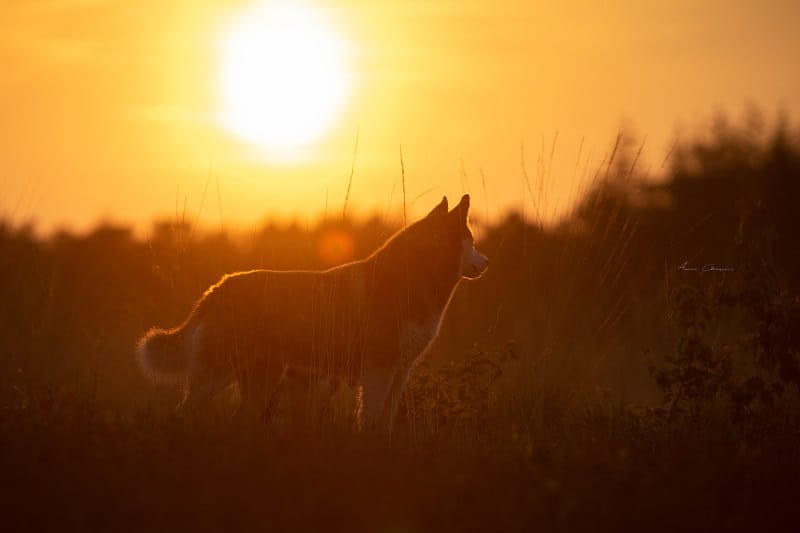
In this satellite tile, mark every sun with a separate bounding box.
[219,1,350,155]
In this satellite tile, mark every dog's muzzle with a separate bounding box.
[463,247,489,279]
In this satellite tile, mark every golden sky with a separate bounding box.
[2,0,799,232]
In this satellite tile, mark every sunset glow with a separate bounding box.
[1,0,799,230]
[219,1,350,155]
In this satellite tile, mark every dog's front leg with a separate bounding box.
[356,364,397,433]
[382,360,417,435]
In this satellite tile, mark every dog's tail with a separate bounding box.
[136,325,188,381]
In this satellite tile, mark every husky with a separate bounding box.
[137,194,488,433]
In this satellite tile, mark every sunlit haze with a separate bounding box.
[1,0,799,232]
[220,1,350,156]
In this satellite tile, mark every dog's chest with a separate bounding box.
[402,314,442,361]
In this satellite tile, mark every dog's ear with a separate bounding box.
[449,194,470,221]
[427,196,448,217]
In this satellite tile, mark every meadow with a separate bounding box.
[2,116,799,531]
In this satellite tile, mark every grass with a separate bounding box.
[2,116,800,531]
[2,372,798,532]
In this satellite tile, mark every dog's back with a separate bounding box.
[192,266,372,380]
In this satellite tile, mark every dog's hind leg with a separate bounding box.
[176,369,231,417]
[260,365,290,424]
[234,379,266,420]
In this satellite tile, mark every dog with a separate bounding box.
[137,194,488,433]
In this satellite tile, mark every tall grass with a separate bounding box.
[1,115,799,530]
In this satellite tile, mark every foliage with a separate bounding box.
[647,114,800,425]
[650,284,734,420]
[400,341,517,435]
[1,113,800,530]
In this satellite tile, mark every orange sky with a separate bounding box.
[2,0,799,233]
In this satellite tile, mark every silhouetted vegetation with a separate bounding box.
[1,114,799,531]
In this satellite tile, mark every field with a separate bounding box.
[2,119,800,531]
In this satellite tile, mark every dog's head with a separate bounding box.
[416,194,489,280]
